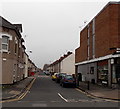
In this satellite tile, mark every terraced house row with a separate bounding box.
[75,2,120,88]
[48,51,75,75]
[0,16,37,84]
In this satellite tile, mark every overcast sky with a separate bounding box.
[0,0,118,68]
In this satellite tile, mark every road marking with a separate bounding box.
[18,78,36,100]
[0,77,36,103]
[67,99,78,102]
[58,93,68,102]
[18,101,46,103]
[51,100,61,103]
[75,88,120,103]
[32,103,47,107]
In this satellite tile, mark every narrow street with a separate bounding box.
[2,73,119,108]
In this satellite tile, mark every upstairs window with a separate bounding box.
[15,43,17,54]
[2,35,9,52]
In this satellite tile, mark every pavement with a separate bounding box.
[1,76,34,101]
[78,81,120,101]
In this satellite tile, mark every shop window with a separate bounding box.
[90,67,94,74]
[112,65,117,84]
[112,58,120,84]
[98,65,108,85]
[116,65,120,84]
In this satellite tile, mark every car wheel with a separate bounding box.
[62,83,65,87]
[60,82,62,86]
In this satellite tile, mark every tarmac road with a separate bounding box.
[2,73,119,108]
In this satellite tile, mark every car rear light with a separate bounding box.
[64,78,67,81]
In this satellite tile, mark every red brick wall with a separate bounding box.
[119,5,120,47]
[89,22,93,59]
[75,3,120,63]
[95,4,110,58]
[75,47,80,63]
[79,28,88,62]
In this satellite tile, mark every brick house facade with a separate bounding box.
[0,16,26,84]
[75,2,120,87]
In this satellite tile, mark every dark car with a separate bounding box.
[55,73,66,83]
[60,75,76,87]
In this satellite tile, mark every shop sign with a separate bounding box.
[111,59,114,64]
[102,81,107,84]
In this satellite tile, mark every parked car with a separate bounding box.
[55,73,66,83]
[45,71,50,75]
[60,75,76,87]
[43,71,50,75]
[51,73,58,81]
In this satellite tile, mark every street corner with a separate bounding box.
[75,86,120,102]
[1,77,36,103]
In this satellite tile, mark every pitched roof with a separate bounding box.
[49,51,73,66]
[0,16,22,39]
[0,16,15,29]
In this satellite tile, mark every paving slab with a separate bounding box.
[78,82,120,100]
[1,77,34,100]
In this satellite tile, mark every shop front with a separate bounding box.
[111,58,120,86]
[97,60,108,86]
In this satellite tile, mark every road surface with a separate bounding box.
[2,73,119,108]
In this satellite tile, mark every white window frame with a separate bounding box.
[2,35,9,52]
[0,33,12,53]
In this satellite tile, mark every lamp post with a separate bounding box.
[26,50,32,53]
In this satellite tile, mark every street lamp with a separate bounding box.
[26,50,32,53]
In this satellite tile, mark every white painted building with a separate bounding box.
[60,53,75,75]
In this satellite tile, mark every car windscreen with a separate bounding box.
[65,75,73,80]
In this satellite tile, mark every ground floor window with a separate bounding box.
[112,58,120,84]
[115,65,120,84]
[97,60,108,85]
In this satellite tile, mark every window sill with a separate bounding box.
[2,50,8,53]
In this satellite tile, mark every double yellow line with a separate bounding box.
[0,77,36,103]
[75,88,120,103]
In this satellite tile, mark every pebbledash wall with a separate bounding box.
[75,2,120,87]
